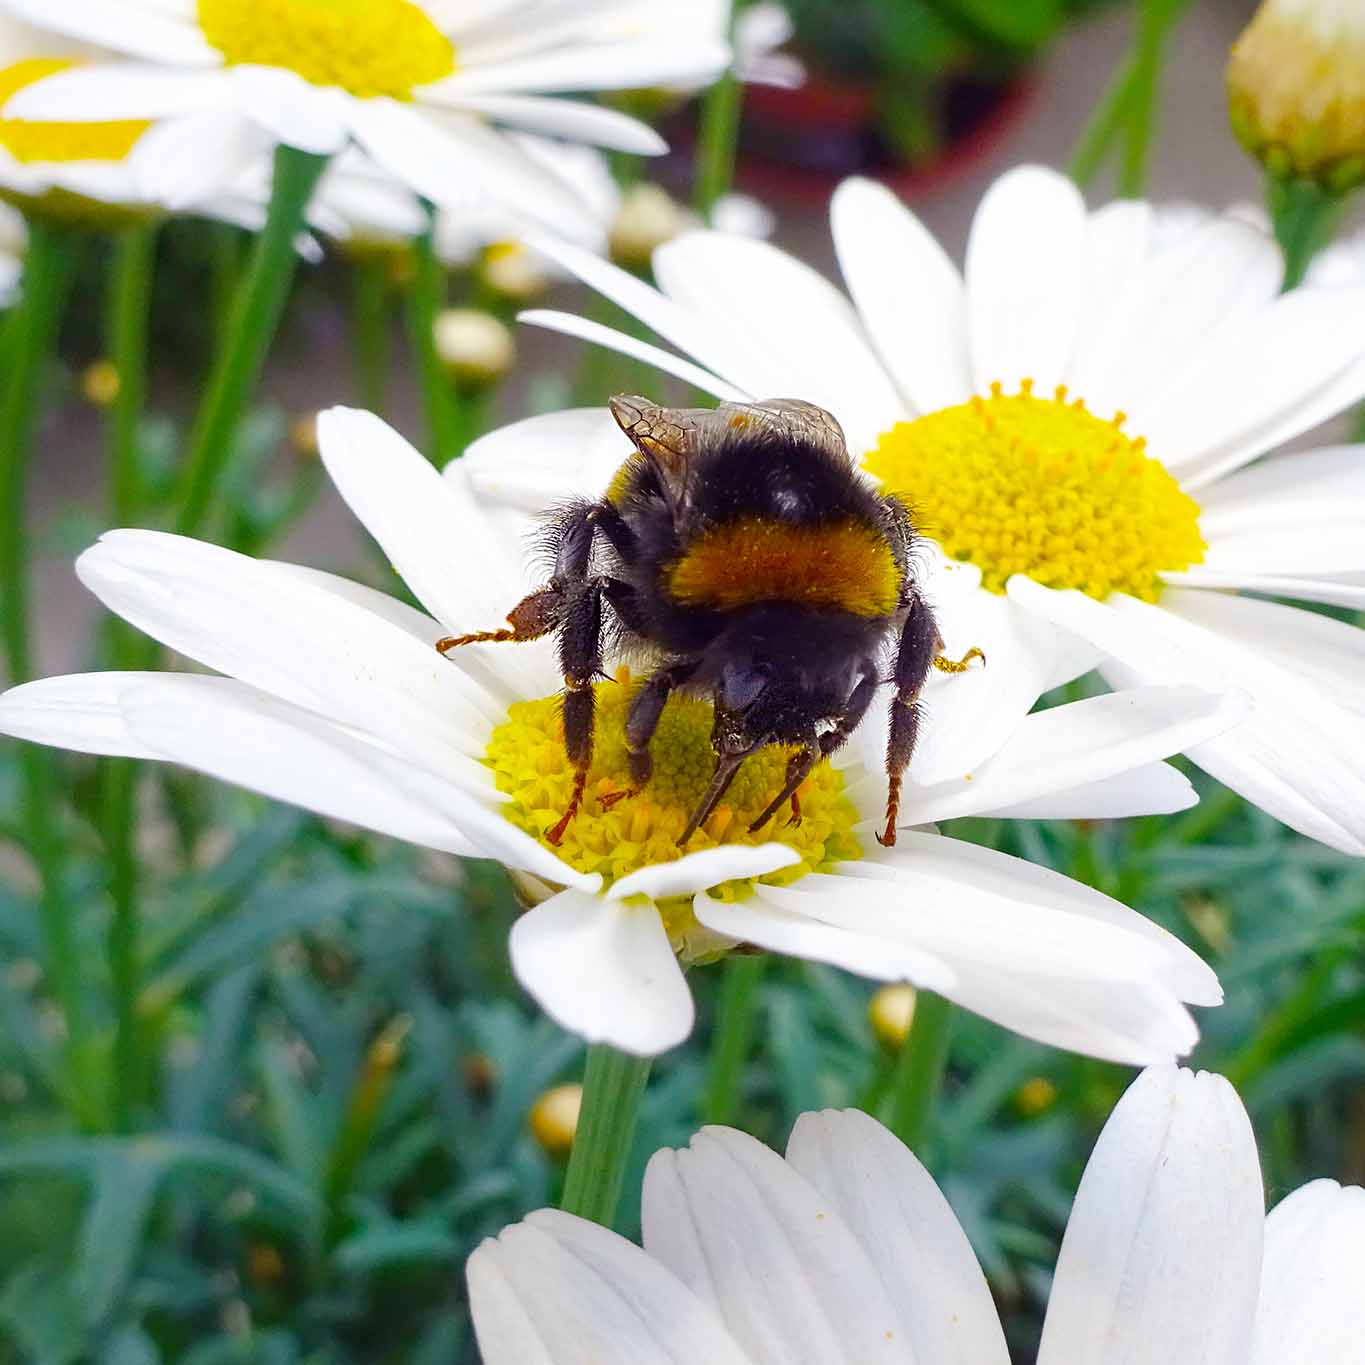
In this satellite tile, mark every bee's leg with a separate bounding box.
[932,645,986,674]
[435,586,562,655]
[545,575,606,847]
[749,743,818,833]
[879,594,941,848]
[818,660,881,761]
[599,659,696,810]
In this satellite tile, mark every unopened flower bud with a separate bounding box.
[481,241,550,302]
[288,412,319,459]
[433,307,516,388]
[1013,1076,1059,1117]
[529,1082,582,1160]
[1228,0,1365,191]
[609,183,692,269]
[868,983,917,1050]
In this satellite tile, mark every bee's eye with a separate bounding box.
[719,663,770,712]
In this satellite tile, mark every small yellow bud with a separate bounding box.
[868,983,917,1050]
[288,412,319,459]
[1228,0,1365,191]
[529,1082,583,1160]
[480,241,550,302]
[81,359,120,407]
[1013,1076,1059,1118]
[432,307,516,388]
[609,183,692,270]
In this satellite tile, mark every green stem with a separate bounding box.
[350,257,390,415]
[702,955,766,1125]
[173,145,326,537]
[693,0,748,218]
[103,224,156,1131]
[0,221,88,1112]
[886,991,955,1156]
[406,216,460,464]
[560,1043,652,1227]
[1270,177,1342,291]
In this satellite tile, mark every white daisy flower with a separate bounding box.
[0,407,1236,1061]
[469,1066,1365,1364]
[0,0,728,233]
[0,199,24,304]
[466,165,1365,854]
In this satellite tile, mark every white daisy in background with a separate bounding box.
[0,408,1240,1061]
[469,1066,1365,1364]
[465,165,1365,854]
[0,199,24,303]
[0,0,729,236]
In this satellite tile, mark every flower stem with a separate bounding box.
[103,223,156,1131]
[560,1043,652,1227]
[886,990,955,1156]
[702,955,766,1125]
[350,257,390,415]
[0,220,89,1112]
[407,214,460,463]
[693,2,748,218]
[173,145,326,537]
[1270,177,1342,291]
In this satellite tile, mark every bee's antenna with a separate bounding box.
[678,750,750,846]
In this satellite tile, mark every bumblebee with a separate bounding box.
[439,395,980,848]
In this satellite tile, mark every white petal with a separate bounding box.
[427,39,730,95]
[417,90,664,154]
[785,1109,1010,1365]
[1162,567,1365,611]
[0,0,217,65]
[1143,286,1365,484]
[607,844,799,902]
[1037,1067,1264,1365]
[693,891,958,994]
[75,530,501,780]
[462,406,632,510]
[130,109,272,211]
[1197,445,1365,533]
[830,177,970,416]
[1010,577,1365,854]
[897,685,1247,827]
[1068,214,1280,422]
[3,64,230,121]
[519,310,743,400]
[985,760,1196,820]
[315,407,555,698]
[468,1209,755,1365]
[117,675,478,855]
[650,232,904,453]
[225,66,351,155]
[0,672,162,759]
[965,166,1088,395]
[1201,521,1365,576]
[641,1127,913,1364]
[1251,1181,1365,1365]
[508,889,694,1055]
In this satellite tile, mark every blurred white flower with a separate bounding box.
[433,306,516,386]
[0,407,1238,1061]
[471,165,1365,854]
[0,0,727,233]
[469,1068,1365,1365]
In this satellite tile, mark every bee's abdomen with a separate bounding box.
[665,516,901,617]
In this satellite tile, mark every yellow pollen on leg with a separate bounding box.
[484,675,863,950]
[0,60,150,164]
[864,382,1206,601]
[197,0,456,99]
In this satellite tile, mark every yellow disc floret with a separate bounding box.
[865,382,1206,601]
[0,60,149,164]
[485,672,862,959]
[198,0,456,99]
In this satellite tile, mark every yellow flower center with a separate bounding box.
[197,0,456,99]
[864,382,1206,601]
[0,60,149,164]
[485,671,863,956]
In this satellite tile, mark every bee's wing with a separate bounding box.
[609,395,850,486]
